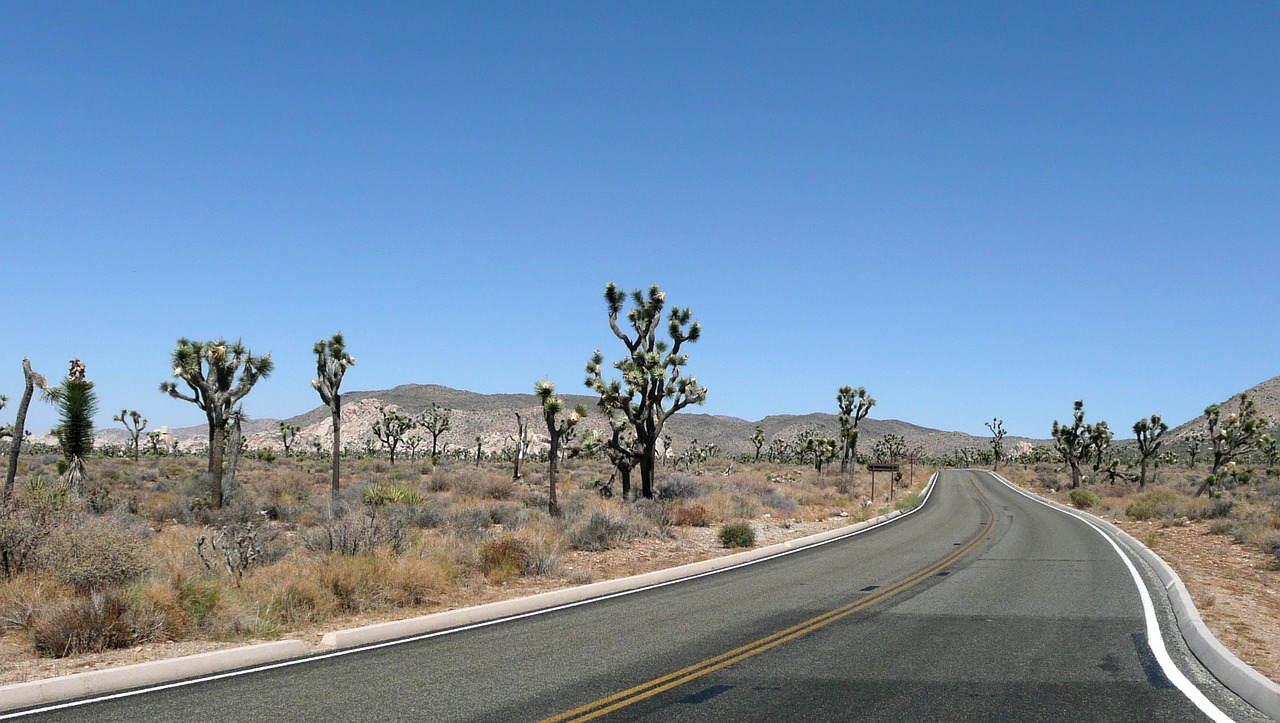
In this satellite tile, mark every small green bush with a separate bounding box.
[895,493,924,512]
[1069,489,1100,509]
[1124,487,1183,520]
[718,522,755,548]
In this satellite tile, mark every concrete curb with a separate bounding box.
[320,477,935,648]
[0,640,307,713]
[0,476,936,714]
[996,474,1280,721]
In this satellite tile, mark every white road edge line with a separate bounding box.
[1,475,940,719]
[990,471,1234,723]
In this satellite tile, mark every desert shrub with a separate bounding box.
[30,589,164,657]
[0,514,49,578]
[39,517,147,593]
[1069,489,1100,509]
[449,507,494,536]
[479,477,516,500]
[488,502,530,528]
[1182,497,1235,520]
[1209,518,1255,543]
[726,494,760,519]
[755,488,798,514]
[1124,487,1184,521]
[718,522,755,548]
[673,503,712,527]
[656,474,705,501]
[479,536,531,582]
[404,502,445,529]
[569,511,638,551]
[301,509,409,555]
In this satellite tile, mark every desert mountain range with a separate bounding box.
[82,375,1280,459]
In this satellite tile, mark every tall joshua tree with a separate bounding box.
[312,332,354,500]
[585,283,707,499]
[837,385,875,473]
[114,409,148,462]
[1133,414,1168,488]
[1051,400,1091,489]
[985,418,1006,471]
[3,359,45,506]
[536,379,587,516]
[47,359,98,491]
[160,338,273,509]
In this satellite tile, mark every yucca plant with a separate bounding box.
[1133,414,1168,487]
[45,359,98,492]
[160,338,273,509]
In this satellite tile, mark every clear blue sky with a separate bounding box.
[2,2,1277,439]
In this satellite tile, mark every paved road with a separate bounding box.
[13,470,1270,721]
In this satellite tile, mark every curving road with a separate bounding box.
[12,470,1271,721]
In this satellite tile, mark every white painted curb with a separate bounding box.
[996,473,1280,721]
[0,640,307,713]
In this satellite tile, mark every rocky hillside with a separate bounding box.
[1166,375,1280,444]
[90,383,1033,459]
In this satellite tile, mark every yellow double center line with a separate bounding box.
[543,481,996,722]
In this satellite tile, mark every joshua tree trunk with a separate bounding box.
[330,399,342,500]
[548,432,561,517]
[3,359,38,507]
[639,441,657,499]
[207,419,225,509]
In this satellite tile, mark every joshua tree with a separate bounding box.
[44,359,98,491]
[372,406,415,465]
[1133,414,1168,488]
[985,418,1006,471]
[1196,394,1268,497]
[1051,400,1091,489]
[146,430,164,456]
[421,403,451,463]
[1184,431,1205,468]
[474,435,483,466]
[1087,420,1113,473]
[278,422,300,457]
[750,426,766,463]
[536,379,587,516]
[160,338,273,509]
[836,385,875,474]
[511,412,530,481]
[114,409,148,461]
[1259,433,1279,473]
[585,283,707,499]
[872,433,908,464]
[312,332,354,500]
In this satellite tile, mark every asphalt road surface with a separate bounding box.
[11,470,1271,721]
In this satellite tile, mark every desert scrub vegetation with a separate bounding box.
[1006,459,1280,567]
[0,448,927,662]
